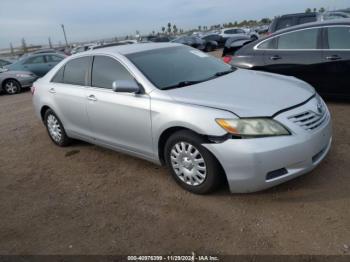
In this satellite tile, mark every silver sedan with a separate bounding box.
[32,43,332,194]
[0,69,38,94]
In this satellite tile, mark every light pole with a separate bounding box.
[60,24,69,47]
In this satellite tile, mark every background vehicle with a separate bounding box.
[228,20,350,98]
[222,35,253,57]
[201,34,225,47]
[20,49,66,59]
[268,11,350,34]
[5,53,65,77]
[0,58,13,67]
[143,35,173,42]
[71,44,97,54]
[219,27,259,41]
[32,43,331,194]
[0,69,37,94]
[172,36,218,51]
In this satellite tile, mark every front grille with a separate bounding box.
[288,110,327,131]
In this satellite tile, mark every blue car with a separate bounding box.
[6,53,65,77]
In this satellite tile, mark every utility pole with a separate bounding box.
[10,43,14,55]
[48,37,53,48]
[60,24,68,47]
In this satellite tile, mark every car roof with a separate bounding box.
[272,18,350,35]
[86,42,183,55]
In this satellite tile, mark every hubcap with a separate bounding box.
[170,141,206,186]
[47,114,62,143]
[5,81,18,94]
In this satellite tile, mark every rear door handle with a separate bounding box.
[269,55,282,61]
[326,55,341,61]
[87,94,97,101]
[49,87,56,94]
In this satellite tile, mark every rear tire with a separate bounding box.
[44,109,71,147]
[164,130,222,194]
[3,79,21,95]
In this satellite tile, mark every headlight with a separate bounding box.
[16,73,32,78]
[216,118,290,137]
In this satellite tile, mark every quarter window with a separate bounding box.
[327,27,350,49]
[51,66,65,83]
[91,56,133,89]
[63,56,90,86]
[276,28,318,49]
[257,38,276,49]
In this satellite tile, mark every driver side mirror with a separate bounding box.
[112,80,141,93]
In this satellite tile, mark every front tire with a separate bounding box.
[3,79,21,95]
[164,130,222,194]
[44,109,71,147]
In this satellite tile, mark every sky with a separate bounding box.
[0,0,349,49]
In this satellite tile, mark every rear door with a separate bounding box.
[261,27,323,90]
[49,56,92,139]
[321,26,350,97]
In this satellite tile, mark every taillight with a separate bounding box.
[223,56,233,64]
[31,85,36,95]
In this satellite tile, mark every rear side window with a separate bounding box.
[46,55,64,63]
[257,38,276,49]
[23,55,45,64]
[327,27,350,49]
[91,56,133,89]
[64,56,90,86]
[277,28,318,49]
[51,66,65,83]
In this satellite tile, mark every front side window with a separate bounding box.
[276,28,318,49]
[23,55,45,64]
[63,56,90,86]
[91,56,133,89]
[127,46,233,90]
[327,26,350,49]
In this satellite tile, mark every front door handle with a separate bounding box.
[269,55,282,61]
[49,87,56,94]
[326,55,341,61]
[87,94,97,101]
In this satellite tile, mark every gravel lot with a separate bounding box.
[0,51,349,255]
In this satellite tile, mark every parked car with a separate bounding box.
[222,35,254,57]
[219,27,259,41]
[0,58,13,67]
[268,11,350,34]
[172,36,218,52]
[32,43,331,194]
[71,44,97,54]
[5,53,65,77]
[201,34,225,47]
[226,20,350,98]
[21,49,66,59]
[143,36,173,42]
[0,68,37,94]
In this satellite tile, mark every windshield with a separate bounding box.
[126,46,234,90]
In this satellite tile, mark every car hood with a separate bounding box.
[166,69,315,117]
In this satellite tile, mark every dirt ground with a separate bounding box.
[0,56,350,255]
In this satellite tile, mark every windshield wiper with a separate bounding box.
[162,80,203,90]
[214,68,235,77]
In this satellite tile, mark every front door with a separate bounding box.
[86,55,153,158]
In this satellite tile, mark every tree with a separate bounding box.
[305,8,311,13]
[319,7,325,13]
[152,30,155,35]
[162,27,165,34]
[172,24,178,35]
[21,38,27,53]
[167,22,171,34]
[313,8,317,12]
[198,25,202,31]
